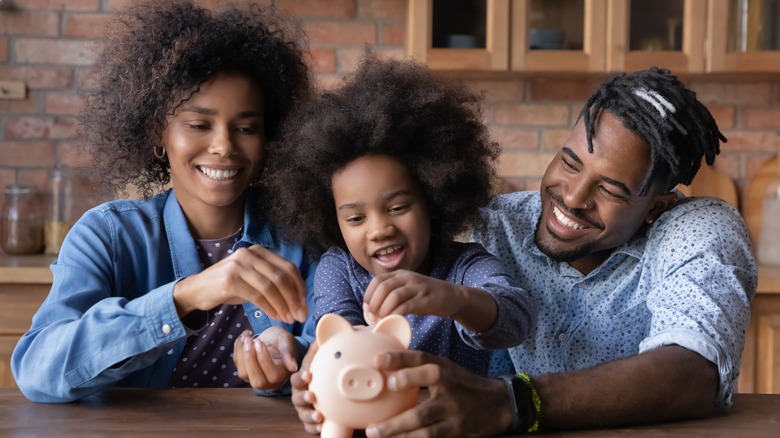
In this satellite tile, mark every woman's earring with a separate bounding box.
[153,145,166,159]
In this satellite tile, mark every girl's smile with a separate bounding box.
[331,155,432,276]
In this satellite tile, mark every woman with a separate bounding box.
[11,0,316,402]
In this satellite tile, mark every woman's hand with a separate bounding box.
[173,245,307,324]
[290,341,324,434]
[233,326,300,390]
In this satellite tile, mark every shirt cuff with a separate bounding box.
[639,328,734,407]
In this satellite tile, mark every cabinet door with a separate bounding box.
[742,291,780,394]
[607,0,706,73]
[407,0,510,70]
[511,0,607,72]
[0,283,49,388]
[707,0,780,72]
[757,314,780,393]
[0,337,19,388]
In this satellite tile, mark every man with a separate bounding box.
[292,67,757,436]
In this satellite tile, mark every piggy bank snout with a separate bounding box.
[337,364,384,401]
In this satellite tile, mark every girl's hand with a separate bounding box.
[363,270,464,320]
[363,270,497,332]
[233,326,300,390]
[172,245,307,324]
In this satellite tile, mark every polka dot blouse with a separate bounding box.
[313,240,535,377]
[168,230,248,388]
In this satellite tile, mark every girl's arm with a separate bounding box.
[363,243,535,349]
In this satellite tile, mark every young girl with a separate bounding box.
[264,52,535,378]
[12,0,316,402]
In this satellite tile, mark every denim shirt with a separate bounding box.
[11,190,316,402]
[473,191,757,407]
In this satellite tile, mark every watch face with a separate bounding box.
[499,375,526,433]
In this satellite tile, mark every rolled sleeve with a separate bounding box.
[641,199,756,407]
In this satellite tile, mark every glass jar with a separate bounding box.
[45,170,75,255]
[1,185,44,255]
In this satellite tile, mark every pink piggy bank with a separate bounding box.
[309,313,420,438]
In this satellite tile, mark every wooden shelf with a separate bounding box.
[0,255,54,284]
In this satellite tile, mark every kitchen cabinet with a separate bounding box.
[407,0,606,72]
[512,0,607,72]
[707,0,780,72]
[407,0,511,70]
[0,255,53,388]
[739,265,780,394]
[607,0,706,73]
[406,0,780,73]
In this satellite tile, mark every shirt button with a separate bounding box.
[558,333,568,341]
[162,324,172,335]
[253,310,263,318]
[167,349,174,355]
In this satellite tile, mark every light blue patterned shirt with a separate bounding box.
[472,191,756,407]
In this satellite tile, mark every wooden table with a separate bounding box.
[0,388,778,437]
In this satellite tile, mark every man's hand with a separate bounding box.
[290,340,323,434]
[365,350,512,438]
[234,326,299,390]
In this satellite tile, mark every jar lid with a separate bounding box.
[4,185,37,195]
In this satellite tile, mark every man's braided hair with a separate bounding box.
[581,67,726,196]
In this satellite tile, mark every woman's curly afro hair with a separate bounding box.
[79,0,312,199]
[264,51,500,256]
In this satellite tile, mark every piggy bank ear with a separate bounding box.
[316,313,354,344]
[372,315,412,348]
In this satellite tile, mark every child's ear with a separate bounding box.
[316,313,353,344]
[372,315,412,348]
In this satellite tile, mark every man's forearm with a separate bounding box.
[531,345,719,431]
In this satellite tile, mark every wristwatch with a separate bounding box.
[498,374,529,434]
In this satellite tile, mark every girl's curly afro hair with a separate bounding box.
[264,51,500,256]
[79,0,312,199]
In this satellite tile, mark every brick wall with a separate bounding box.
[1,0,779,217]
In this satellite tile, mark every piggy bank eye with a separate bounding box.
[334,351,341,359]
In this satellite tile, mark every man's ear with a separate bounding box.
[644,192,680,224]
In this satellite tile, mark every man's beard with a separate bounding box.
[533,215,596,262]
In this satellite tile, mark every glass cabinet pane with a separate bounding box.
[728,0,780,52]
[431,0,487,48]
[529,0,584,50]
[629,0,684,51]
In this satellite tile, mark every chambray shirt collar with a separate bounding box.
[240,189,276,249]
[163,189,276,279]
